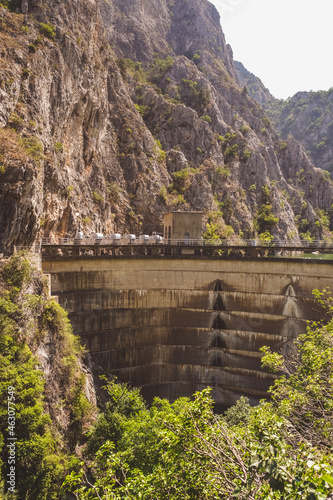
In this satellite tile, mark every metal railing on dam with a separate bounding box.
[40,237,333,258]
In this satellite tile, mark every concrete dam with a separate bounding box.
[42,255,333,410]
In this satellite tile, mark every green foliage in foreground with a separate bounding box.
[64,303,333,499]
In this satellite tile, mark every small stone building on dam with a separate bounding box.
[164,211,203,241]
[41,212,333,412]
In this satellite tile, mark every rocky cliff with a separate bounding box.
[234,61,274,109]
[0,0,333,252]
[273,90,333,177]
[236,62,333,179]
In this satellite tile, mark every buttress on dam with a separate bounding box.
[42,253,332,411]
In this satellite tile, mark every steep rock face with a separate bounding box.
[274,90,333,176]
[235,60,274,108]
[0,0,332,252]
[235,62,333,178]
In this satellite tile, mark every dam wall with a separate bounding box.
[42,256,333,410]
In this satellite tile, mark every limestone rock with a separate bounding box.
[21,0,28,14]
[0,0,332,252]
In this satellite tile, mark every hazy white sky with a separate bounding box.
[211,0,333,100]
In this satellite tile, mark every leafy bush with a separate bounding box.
[134,103,148,117]
[181,78,211,113]
[54,141,63,153]
[224,143,239,160]
[240,125,250,135]
[255,205,279,234]
[3,253,32,290]
[106,181,122,203]
[8,112,24,131]
[116,58,147,83]
[171,168,190,193]
[65,185,73,199]
[153,140,166,163]
[254,185,279,234]
[242,147,251,160]
[22,67,31,79]
[20,136,44,162]
[38,23,56,41]
[159,185,168,202]
[92,191,104,205]
[215,166,230,178]
[149,55,174,83]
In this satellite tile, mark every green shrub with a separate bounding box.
[149,55,174,83]
[116,58,147,83]
[316,139,327,151]
[154,140,166,163]
[255,205,279,234]
[224,144,239,160]
[172,168,190,193]
[3,253,32,290]
[92,191,104,205]
[299,231,313,242]
[181,78,211,113]
[66,186,74,199]
[106,182,122,203]
[240,125,250,135]
[215,166,230,178]
[254,185,279,234]
[22,67,31,79]
[277,141,288,152]
[20,136,44,162]
[82,216,92,226]
[258,230,274,242]
[38,23,56,41]
[262,116,271,128]
[242,147,251,160]
[134,103,148,117]
[159,185,168,202]
[54,142,63,153]
[9,112,24,131]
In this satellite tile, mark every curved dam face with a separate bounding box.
[42,256,332,411]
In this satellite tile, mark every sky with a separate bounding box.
[211,0,333,100]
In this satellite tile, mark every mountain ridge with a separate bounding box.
[235,60,333,178]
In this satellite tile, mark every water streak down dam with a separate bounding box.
[42,255,333,410]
